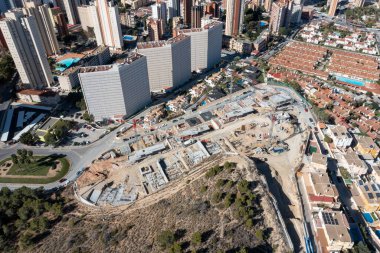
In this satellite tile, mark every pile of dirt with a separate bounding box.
[30,157,290,253]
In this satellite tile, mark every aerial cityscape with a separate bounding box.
[0,0,379,252]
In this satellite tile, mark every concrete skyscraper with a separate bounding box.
[23,2,60,55]
[269,0,293,35]
[137,34,191,92]
[90,0,123,50]
[225,0,244,36]
[191,5,203,28]
[63,0,80,24]
[183,0,193,27]
[167,0,180,19]
[0,0,14,14]
[179,21,223,72]
[205,2,220,18]
[290,0,304,24]
[0,11,53,88]
[79,53,151,121]
[152,2,167,21]
[328,0,338,16]
[264,0,273,11]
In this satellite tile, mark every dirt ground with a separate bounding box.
[29,156,291,253]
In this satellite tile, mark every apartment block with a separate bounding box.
[191,5,203,28]
[24,2,60,55]
[89,0,123,50]
[58,46,111,91]
[137,34,191,92]
[269,0,292,35]
[0,12,53,89]
[328,0,338,17]
[79,53,151,121]
[225,0,244,36]
[63,0,80,25]
[179,21,223,72]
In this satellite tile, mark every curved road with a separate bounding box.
[0,127,122,190]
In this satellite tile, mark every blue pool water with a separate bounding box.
[335,75,365,86]
[259,21,268,27]
[363,212,374,223]
[123,35,135,41]
[376,230,380,239]
[55,57,81,72]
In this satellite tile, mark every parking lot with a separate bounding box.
[62,123,107,146]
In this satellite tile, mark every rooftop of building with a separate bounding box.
[17,89,57,97]
[327,124,351,138]
[79,52,144,73]
[179,21,222,34]
[38,117,60,131]
[317,211,352,243]
[355,135,379,150]
[343,150,367,169]
[311,153,328,167]
[137,34,189,49]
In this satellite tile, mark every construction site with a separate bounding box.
[74,85,310,213]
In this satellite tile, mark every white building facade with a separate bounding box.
[90,0,123,50]
[79,53,151,121]
[0,12,53,89]
[179,21,222,72]
[137,34,191,92]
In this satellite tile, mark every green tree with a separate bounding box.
[44,131,56,146]
[157,230,175,249]
[324,135,333,143]
[169,242,183,253]
[11,154,18,165]
[0,52,16,83]
[83,111,94,123]
[191,231,202,245]
[75,98,87,110]
[352,241,371,253]
[19,132,37,145]
[255,229,264,240]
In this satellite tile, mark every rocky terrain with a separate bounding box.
[26,156,290,253]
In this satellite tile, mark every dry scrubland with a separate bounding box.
[27,158,289,253]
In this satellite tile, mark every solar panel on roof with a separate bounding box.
[359,180,363,185]
[368,193,374,199]
[364,185,369,191]
[322,212,338,225]
[376,193,380,198]
[371,184,377,192]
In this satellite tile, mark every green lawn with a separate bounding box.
[6,156,57,176]
[0,156,70,184]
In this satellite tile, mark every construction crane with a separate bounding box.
[269,113,277,145]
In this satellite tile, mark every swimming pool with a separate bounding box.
[55,57,81,72]
[123,35,135,41]
[376,230,380,239]
[335,75,365,87]
[363,212,374,223]
[259,21,268,27]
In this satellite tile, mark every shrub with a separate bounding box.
[245,219,254,229]
[205,166,223,179]
[224,193,234,208]
[211,192,223,204]
[216,179,227,188]
[200,185,208,193]
[157,230,175,249]
[169,242,183,253]
[191,231,202,245]
[255,229,264,241]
